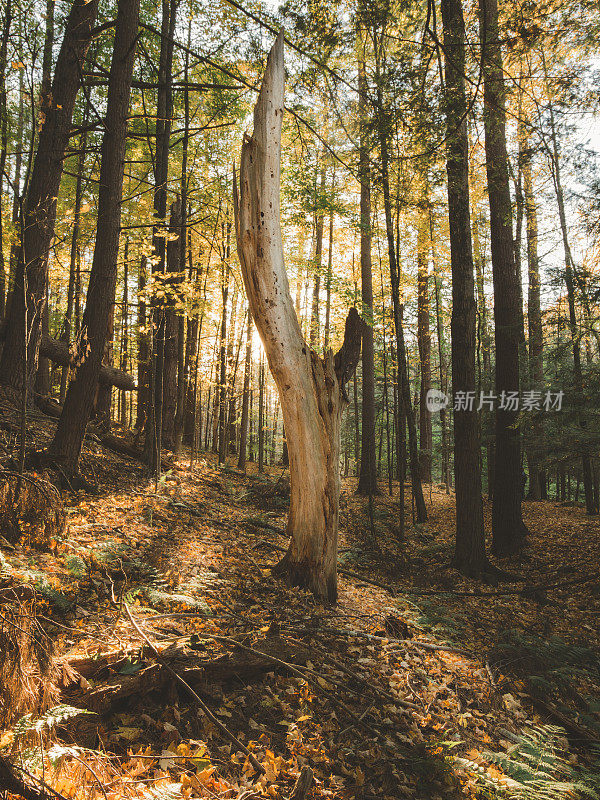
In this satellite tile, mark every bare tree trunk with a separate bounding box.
[32,0,56,400]
[257,354,264,474]
[162,199,181,449]
[480,0,527,554]
[374,80,427,522]
[237,314,252,470]
[543,72,597,514]
[47,0,140,472]
[136,256,149,431]
[60,132,86,403]
[234,34,361,600]
[0,0,11,322]
[417,187,432,483]
[432,226,449,490]
[442,0,487,573]
[174,34,190,456]
[357,51,378,497]
[144,0,176,474]
[0,0,99,401]
[218,243,230,465]
[521,122,544,499]
[120,240,129,428]
[94,293,115,425]
[324,168,335,351]
[309,164,325,350]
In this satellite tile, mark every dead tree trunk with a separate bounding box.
[234,33,361,601]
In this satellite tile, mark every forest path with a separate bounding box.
[2,453,599,799]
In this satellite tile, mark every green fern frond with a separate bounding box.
[458,724,600,800]
[13,705,94,737]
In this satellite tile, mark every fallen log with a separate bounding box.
[58,637,308,714]
[0,322,135,391]
[39,334,135,390]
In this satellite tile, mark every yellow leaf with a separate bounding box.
[0,731,14,749]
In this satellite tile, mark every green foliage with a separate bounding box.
[411,599,466,640]
[457,725,600,800]
[64,554,87,578]
[12,705,94,738]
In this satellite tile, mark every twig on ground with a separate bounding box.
[0,756,68,800]
[122,602,266,775]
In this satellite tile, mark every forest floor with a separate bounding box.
[1,436,600,800]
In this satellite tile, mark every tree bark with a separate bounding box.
[416,187,432,483]
[356,50,378,497]
[135,256,149,430]
[479,0,527,554]
[237,314,252,470]
[46,0,140,472]
[173,37,190,456]
[521,123,544,499]
[60,130,87,403]
[162,199,181,449]
[234,33,361,601]
[442,0,487,574]
[309,165,325,350]
[144,0,176,473]
[217,239,230,464]
[543,73,597,515]
[0,0,12,322]
[374,82,427,523]
[0,0,99,401]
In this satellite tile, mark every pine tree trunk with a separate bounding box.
[47,0,140,472]
[375,81,427,523]
[120,240,129,428]
[234,34,361,600]
[173,39,190,455]
[544,77,597,515]
[324,169,334,351]
[136,256,149,431]
[144,0,176,473]
[0,0,12,322]
[94,296,114,425]
[217,254,229,465]
[162,200,181,450]
[0,0,99,402]
[257,355,264,474]
[480,0,527,554]
[356,51,378,497]
[309,165,325,350]
[521,124,544,500]
[442,0,487,574]
[237,315,252,470]
[417,188,432,483]
[433,235,449,490]
[60,135,86,403]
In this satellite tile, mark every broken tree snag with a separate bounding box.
[233,31,362,602]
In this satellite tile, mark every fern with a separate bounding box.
[13,705,94,737]
[457,724,600,799]
[142,783,183,800]
[144,586,212,613]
